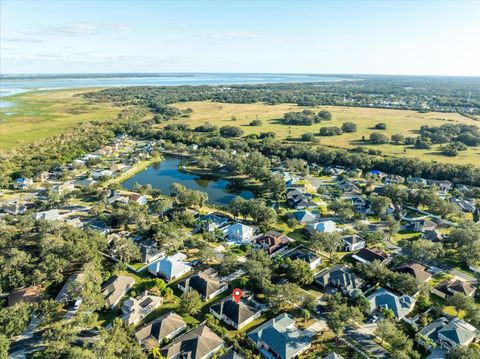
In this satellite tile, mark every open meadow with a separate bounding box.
[0,88,122,150]
[172,101,480,165]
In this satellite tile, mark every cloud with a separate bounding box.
[1,37,44,43]
[29,22,132,36]
[195,31,262,39]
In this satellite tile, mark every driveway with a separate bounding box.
[345,325,391,359]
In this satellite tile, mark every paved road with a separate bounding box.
[345,325,391,359]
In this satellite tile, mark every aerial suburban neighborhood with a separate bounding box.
[1,129,480,359]
[1,1,480,359]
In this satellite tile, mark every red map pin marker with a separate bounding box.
[232,288,243,303]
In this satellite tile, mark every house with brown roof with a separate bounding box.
[352,248,391,265]
[178,269,228,301]
[432,278,476,299]
[253,231,291,256]
[8,286,43,307]
[160,324,224,359]
[135,311,187,349]
[393,262,432,283]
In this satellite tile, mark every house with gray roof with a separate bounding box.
[417,317,479,352]
[248,313,312,359]
[160,324,224,359]
[210,295,263,329]
[289,210,318,224]
[367,288,416,321]
[135,311,187,350]
[178,269,228,301]
[101,275,135,309]
[324,352,345,359]
[315,264,362,296]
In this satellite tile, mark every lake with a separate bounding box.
[122,155,254,206]
[0,72,349,98]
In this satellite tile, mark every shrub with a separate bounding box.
[249,119,262,126]
[370,132,389,144]
[375,122,387,130]
[301,132,315,141]
[219,126,244,137]
[319,126,343,136]
[341,122,358,133]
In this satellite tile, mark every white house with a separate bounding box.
[225,223,254,243]
[32,209,62,221]
[121,291,163,325]
[342,235,366,252]
[148,253,192,282]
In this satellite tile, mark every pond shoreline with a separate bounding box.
[121,154,256,206]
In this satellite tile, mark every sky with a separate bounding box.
[1,0,479,76]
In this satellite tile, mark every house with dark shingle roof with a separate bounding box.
[101,275,135,309]
[315,264,363,296]
[432,278,476,299]
[367,288,416,321]
[352,247,391,265]
[210,295,263,329]
[160,324,224,359]
[393,262,432,283]
[248,313,312,359]
[287,250,322,270]
[135,311,187,350]
[178,269,228,301]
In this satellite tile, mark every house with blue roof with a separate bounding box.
[367,287,415,321]
[248,313,312,359]
[13,177,33,190]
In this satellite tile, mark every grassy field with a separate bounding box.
[0,88,122,150]
[172,101,480,165]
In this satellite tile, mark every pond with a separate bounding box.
[122,155,255,206]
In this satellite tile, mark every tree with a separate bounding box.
[375,319,420,359]
[410,239,444,263]
[447,346,480,359]
[198,246,216,264]
[301,132,315,142]
[318,110,332,121]
[249,119,262,126]
[375,319,397,344]
[220,251,239,275]
[219,126,244,138]
[341,122,358,133]
[0,334,9,359]
[446,292,474,316]
[448,221,480,248]
[265,283,302,314]
[109,236,140,263]
[170,183,208,208]
[303,309,311,322]
[0,303,33,338]
[375,122,387,130]
[370,132,389,144]
[391,134,405,144]
[312,232,342,261]
[93,318,146,359]
[327,303,363,336]
[370,195,392,216]
[179,290,203,315]
[287,259,314,285]
[459,240,480,266]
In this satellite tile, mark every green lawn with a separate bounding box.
[0,88,123,150]
[172,101,480,165]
